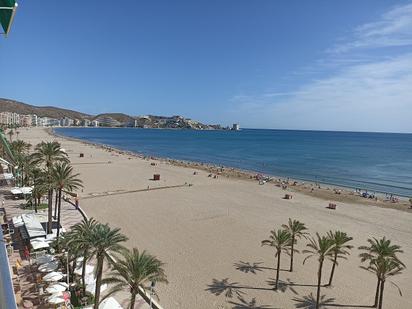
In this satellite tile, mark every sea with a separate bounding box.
[55,128,412,197]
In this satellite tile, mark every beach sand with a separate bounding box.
[19,127,412,309]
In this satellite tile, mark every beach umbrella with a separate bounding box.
[43,271,64,282]
[46,282,68,294]
[38,260,59,273]
[47,293,65,305]
[35,254,55,264]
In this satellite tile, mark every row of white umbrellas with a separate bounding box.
[34,254,69,305]
[35,253,113,306]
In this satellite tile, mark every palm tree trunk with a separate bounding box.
[34,196,38,213]
[275,250,281,290]
[316,259,324,309]
[328,252,338,286]
[47,189,53,234]
[57,188,62,239]
[94,256,104,309]
[71,257,77,282]
[290,236,295,272]
[374,277,381,307]
[82,251,88,295]
[378,280,385,309]
[54,189,58,219]
[130,291,136,309]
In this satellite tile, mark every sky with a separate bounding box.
[1,0,412,133]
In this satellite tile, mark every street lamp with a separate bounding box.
[149,281,155,309]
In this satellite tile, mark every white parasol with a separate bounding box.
[38,260,59,273]
[43,271,64,282]
[35,254,55,265]
[47,293,65,305]
[45,282,68,294]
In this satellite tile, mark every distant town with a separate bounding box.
[0,110,240,131]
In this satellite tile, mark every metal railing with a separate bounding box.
[0,228,18,309]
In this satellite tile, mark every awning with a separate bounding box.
[0,0,18,36]
[10,187,32,195]
[31,239,49,250]
[22,213,46,239]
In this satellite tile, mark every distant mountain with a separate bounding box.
[0,98,225,130]
[0,98,90,119]
[93,113,134,124]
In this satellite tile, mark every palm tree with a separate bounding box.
[31,185,47,213]
[51,162,83,239]
[363,256,405,309]
[31,141,68,234]
[10,140,32,186]
[8,129,14,142]
[70,218,98,294]
[282,218,308,272]
[261,229,292,290]
[303,233,335,309]
[10,140,31,155]
[102,248,168,309]
[359,237,404,307]
[326,230,353,286]
[79,223,128,308]
[377,257,404,309]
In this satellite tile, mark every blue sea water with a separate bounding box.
[55,128,412,197]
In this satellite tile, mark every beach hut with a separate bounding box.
[153,174,160,181]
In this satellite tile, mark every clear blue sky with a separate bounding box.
[1,0,412,132]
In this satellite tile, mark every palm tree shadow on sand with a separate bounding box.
[228,296,281,309]
[234,261,277,274]
[234,261,289,274]
[293,293,375,309]
[206,278,275,299]
[266,279,299,294]
[206,278,246,298]
[293,293,335,309]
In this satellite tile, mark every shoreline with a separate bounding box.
[49,127,411,212]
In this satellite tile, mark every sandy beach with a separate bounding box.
[18,127,412,309]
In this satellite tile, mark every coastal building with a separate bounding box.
[232,123,240,131]
[82,119,91,127]
[0,112,20,127]
[38,117,60,127]
[19,115,32,127]
[94,116,121,127]
[31,114,38,127]
[92,120,99,127]
[60,117,74,127]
